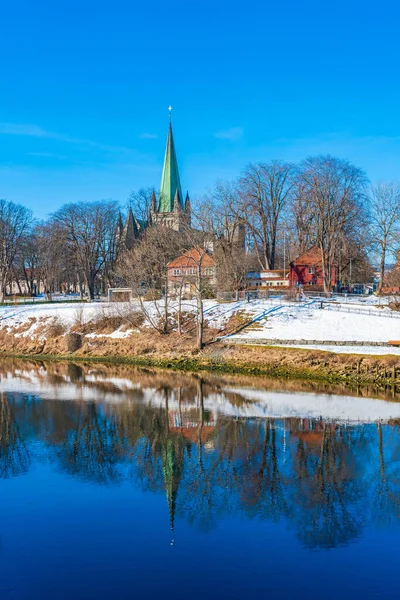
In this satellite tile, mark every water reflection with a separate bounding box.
[0,393,30,478]
[1,359,400,550]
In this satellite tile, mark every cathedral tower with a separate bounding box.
[149,119,191,232]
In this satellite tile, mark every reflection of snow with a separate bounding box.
[278,344,400,355]
[220,387,400,424]
[1,369,400,424]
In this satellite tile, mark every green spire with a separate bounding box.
[159,123,184,213]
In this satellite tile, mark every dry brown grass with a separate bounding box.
[217,311,259,336]
[11,317,38,335]
[46,318,67,338]
[71,306,145,335]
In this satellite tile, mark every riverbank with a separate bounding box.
[1,325,400,390]
[1,298,400,389]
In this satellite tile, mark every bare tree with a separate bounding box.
[369,182,400,295]
[239,161,296,270]
[18,233,40,296]
[295,156,368,292]
[196,184,256,298]
[117,226,187,334]
[0,199,33,302]
[53,200,119,300]
[35,220,66,300]
[127,187,154,226]
[178,227,216,350]
[337,236,374,287]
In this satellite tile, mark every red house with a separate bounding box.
[167,247,217,297]
[289,246,337,290]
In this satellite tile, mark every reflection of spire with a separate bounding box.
[162,438,183,546]
[161,387,184,545]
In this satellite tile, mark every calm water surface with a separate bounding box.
[1,360,400,599]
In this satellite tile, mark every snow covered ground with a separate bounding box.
[1,296,400,355]
[223,299,400,352]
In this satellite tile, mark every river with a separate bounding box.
[1,359,400,599]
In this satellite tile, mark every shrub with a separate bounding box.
[73,305,86,327]
[46,318,66,338]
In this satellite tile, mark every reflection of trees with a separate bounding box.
[372,422,400,526]
[178,379,230,531]
[3,364,400,549]
[57,402,125,485]
[240,421,288,522]
[0,393,30,478]
[291,424,364,549]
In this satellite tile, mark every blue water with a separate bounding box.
[1,361,400,599]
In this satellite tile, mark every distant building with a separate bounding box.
[246,269,289,290]
[116,209,145,251]
[167,247,217,296]
[289,246,337,289]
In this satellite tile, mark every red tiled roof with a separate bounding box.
[291,246,322,266]
[168,247,216,269]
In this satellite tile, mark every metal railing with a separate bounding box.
[325,304,400,318]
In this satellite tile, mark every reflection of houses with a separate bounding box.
[288,418,336,445]
[168,406,217,444]
[246,269,289,290]
[162,394,217,541]
[167,247,217,296]
[289,246,337,290]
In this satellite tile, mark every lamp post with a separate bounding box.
[349,257,352,293]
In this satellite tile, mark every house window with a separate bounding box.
[308,267,315,274]
[173,269,180,275]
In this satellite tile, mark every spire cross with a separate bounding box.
[168,105,172,122]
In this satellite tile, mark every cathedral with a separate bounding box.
[117,121,191,251]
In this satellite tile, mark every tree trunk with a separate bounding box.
[177,288,183,335]
[377,245,386,296]
[78,275,84,300]
[320,245,330,294]
[163,290,169,334]
[0,268,8,303]
[88,280,95,301]
[23,267,31,294]
[196,292,204,350]
[16,278,23,295]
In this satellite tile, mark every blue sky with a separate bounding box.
[1,0,400,217]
